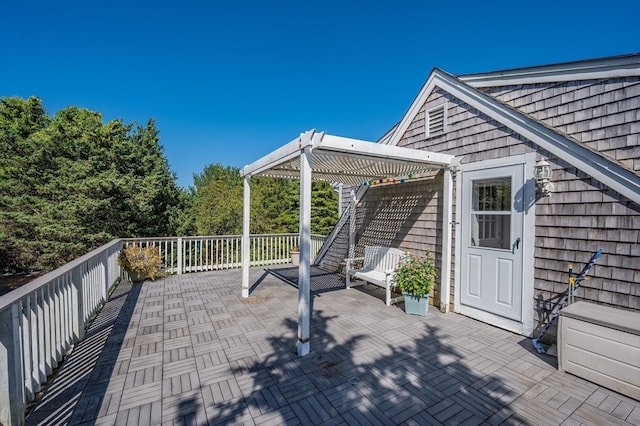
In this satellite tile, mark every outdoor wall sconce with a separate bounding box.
[534,159,553,196]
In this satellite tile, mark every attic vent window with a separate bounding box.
[426,104,447,137]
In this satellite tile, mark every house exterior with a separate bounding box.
[319,54,640,339]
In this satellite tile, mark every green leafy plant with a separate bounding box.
[395,251,437,298]
[118,245,163,281]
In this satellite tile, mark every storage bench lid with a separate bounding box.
[561,301,640,336]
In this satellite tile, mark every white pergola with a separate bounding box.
[241,129,456,357]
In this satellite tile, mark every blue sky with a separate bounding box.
[2,1,638,188]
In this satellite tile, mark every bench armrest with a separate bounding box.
[384,269,396,275]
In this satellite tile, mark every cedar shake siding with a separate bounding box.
[482,77,640,172]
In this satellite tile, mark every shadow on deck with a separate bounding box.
[26,268,640,425]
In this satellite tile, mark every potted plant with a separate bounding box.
[395,251,437,316]
[118,245,163,282]
[290,246,300,266]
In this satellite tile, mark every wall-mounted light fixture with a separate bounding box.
[534,159,553,196]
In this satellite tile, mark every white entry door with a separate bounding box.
[460,164,524,321]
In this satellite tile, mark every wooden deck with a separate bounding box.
[26,268,640,425]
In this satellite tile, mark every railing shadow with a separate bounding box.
[25,280,142,425]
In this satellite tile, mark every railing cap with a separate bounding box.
[0,239,123,312]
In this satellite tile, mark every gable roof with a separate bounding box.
[386,57,640,205]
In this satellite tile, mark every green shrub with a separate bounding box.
[395,251,437,298]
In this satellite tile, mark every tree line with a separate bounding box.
[0,97,338,273]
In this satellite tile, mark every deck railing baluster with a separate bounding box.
[29,293,40,393]
[52,281,61,364]
[21,296,33,402]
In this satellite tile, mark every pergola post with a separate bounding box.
[241,175,250,298]
[297,145,312,357]
[440,167,453,312]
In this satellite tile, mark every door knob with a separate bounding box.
[515,237,521,249]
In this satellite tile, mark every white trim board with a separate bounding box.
[460,54,640,88]
[388,68,640,205]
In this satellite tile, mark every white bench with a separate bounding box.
[345,246,405,306]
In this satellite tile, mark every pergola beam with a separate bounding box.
[241,135,313,177]
[318,134,455,166]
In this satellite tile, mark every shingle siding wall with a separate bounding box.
[400,88,536,162]
[319,176,449,310]
[482,77,640,171]
[534,164,640,312]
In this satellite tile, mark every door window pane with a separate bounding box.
[472,178,511,211]
[471,178,511,249]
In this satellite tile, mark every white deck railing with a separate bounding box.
[0,233,326,425]
[0,239,121,425]
[123,233,326,274]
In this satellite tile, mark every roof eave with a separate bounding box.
[460,53,640,87]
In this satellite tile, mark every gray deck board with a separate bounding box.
[26,267,640,425]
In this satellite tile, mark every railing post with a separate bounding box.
[0,304,26,426]
[177,237,183,275]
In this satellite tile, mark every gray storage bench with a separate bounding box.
[558,301,640,400]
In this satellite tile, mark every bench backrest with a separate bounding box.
[363,246,405,272]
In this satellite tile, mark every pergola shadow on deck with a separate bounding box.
[27,269,640,425]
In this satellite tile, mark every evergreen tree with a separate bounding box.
[192,164,243,235]
[0,97,185,272]
[190,163,338,236]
